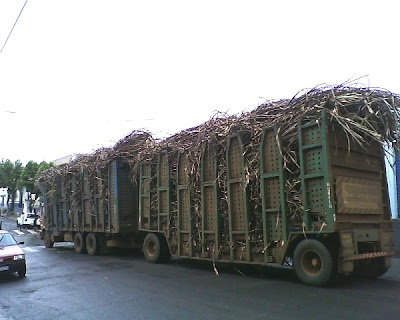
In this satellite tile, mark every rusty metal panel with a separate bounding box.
[263,177,280,209]
[179,188,190,231]
[262,129,279,173]
[177,152,192,257]
[157,153,170,232]
[203,142,217,182]
[227,135,250,262]
[306,178,325,213]
[259,127,288,263]
[159,153,168,188]
[109,162,117,230]
[298,112,335,231]
[139,163,152,230]
[108,161,137,232]
[343,251,396,261]
[302,122,321,145]
[116,162,137,231]
[330,148,381,173]
[203,186,216,231]
[200,140,220,259]
[336,176,383,214]
[304,149,323,175]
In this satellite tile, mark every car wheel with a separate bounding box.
[18,264,26,277]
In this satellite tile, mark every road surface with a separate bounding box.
[0,216,399,320]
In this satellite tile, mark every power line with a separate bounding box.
[0,0,28,55]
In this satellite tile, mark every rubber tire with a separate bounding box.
[293,239,334,287]
[143,233,162,263]
[18,264,27,277]
[86,233,98,256]
[43,231,54,249]
[74,233,86,254]
[353,258,388,278]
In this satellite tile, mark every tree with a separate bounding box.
[20,160,39,212]
[37,161,53,173]
[19,160,53,212]
[0,159,23,213]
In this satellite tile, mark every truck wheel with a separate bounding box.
[86,233,98,256]
[74,233,86,254]
[293,239,334,286]
[143,233,162,263]
[353,258,388,278]
[43,231,54,248]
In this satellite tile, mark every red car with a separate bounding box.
[0,230,26,277]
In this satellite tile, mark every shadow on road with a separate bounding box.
[168,258,298,283]
[0,272,26,284]
[39,243,400,289]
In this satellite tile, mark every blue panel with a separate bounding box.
[395,152,400,218]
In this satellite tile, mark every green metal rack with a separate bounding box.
[157,152,170,233]
[139,162,152,230]
[227,134,250,262]
[259,127,287,263]
[177,152,192,257]
[298,110,334,232]
[200,140,220,260]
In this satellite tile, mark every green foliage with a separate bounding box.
[0,159,22,192]
[20,161,39,194]
[38,161,53,173]
[0,159,54,209]
[0,159,23,210]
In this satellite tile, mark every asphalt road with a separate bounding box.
[0,217,399,320]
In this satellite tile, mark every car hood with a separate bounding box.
[0,245,24,258]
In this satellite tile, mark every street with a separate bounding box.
[1,217,399,320]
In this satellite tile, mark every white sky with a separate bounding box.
[0,0,399,165]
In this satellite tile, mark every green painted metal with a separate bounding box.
[109,162,118,231]
[200,139,220,260]
[177,152,193,257]
[226,134,250,262]
[319,111,335,231]
[298,110,334,232]
[259,127,288,263]
[139,162,152,231]
[157,152,170,233]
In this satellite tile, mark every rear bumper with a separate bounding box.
[338,229,395,273]
[342,250,397,261]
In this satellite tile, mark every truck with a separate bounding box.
[38,86,398,286]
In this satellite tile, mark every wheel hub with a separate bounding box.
[301,250,322,276]
[312,258,319,267]
[147,241,156,256]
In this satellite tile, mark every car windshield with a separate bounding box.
[27,214,36,218]
[0,234,18,246]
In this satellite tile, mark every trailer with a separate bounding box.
[39,86,398,286]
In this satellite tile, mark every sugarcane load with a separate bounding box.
[37,84,400,286]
